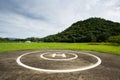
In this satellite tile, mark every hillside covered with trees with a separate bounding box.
[40,18,120,42]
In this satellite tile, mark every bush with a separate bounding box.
[108,35,120,43]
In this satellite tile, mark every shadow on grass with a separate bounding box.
[88,42,120,46]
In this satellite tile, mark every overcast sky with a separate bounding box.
[0,0,120,38]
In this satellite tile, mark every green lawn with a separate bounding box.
[0,42,120,55]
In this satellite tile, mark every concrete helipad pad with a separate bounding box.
[16,50,101,73]
[0,50,120,80]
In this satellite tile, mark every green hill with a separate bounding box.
[41,17,120,42]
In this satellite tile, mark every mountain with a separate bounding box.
[8,37,18,40]
[40,17,120,42]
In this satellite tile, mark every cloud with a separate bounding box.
[0,0,120,38]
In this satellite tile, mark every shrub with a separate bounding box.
[108,35,120,43]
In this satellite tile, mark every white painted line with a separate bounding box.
[52,53,56,57]
[40,53,78,61]
[16,51,102,73]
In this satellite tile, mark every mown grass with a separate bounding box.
[0,42,120,55]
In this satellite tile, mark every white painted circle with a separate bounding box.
[16,51,102,73]
[40,53,78,61]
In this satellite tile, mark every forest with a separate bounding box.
[40,18,120,43]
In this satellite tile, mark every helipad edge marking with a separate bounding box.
[16,51,102,73]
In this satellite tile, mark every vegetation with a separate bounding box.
[108,35,120,43]
[0,37,40,42]
[41,18,120,42]
[0,38,10,42]
[0,42,120,55]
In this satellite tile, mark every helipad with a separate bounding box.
[16,50,102,73]
[40,52,78,61]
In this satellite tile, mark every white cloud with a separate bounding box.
[0,0,120,38]
[0,12,63,38]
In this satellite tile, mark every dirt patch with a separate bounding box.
[0,50,120,80]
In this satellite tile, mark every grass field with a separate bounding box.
[0,42,120,55]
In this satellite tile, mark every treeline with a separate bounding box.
[0,37,41,42]
[40,18,120,43]
[0,37,25,42]
[0,38,10,42]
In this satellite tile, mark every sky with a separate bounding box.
[0,0,120,38]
